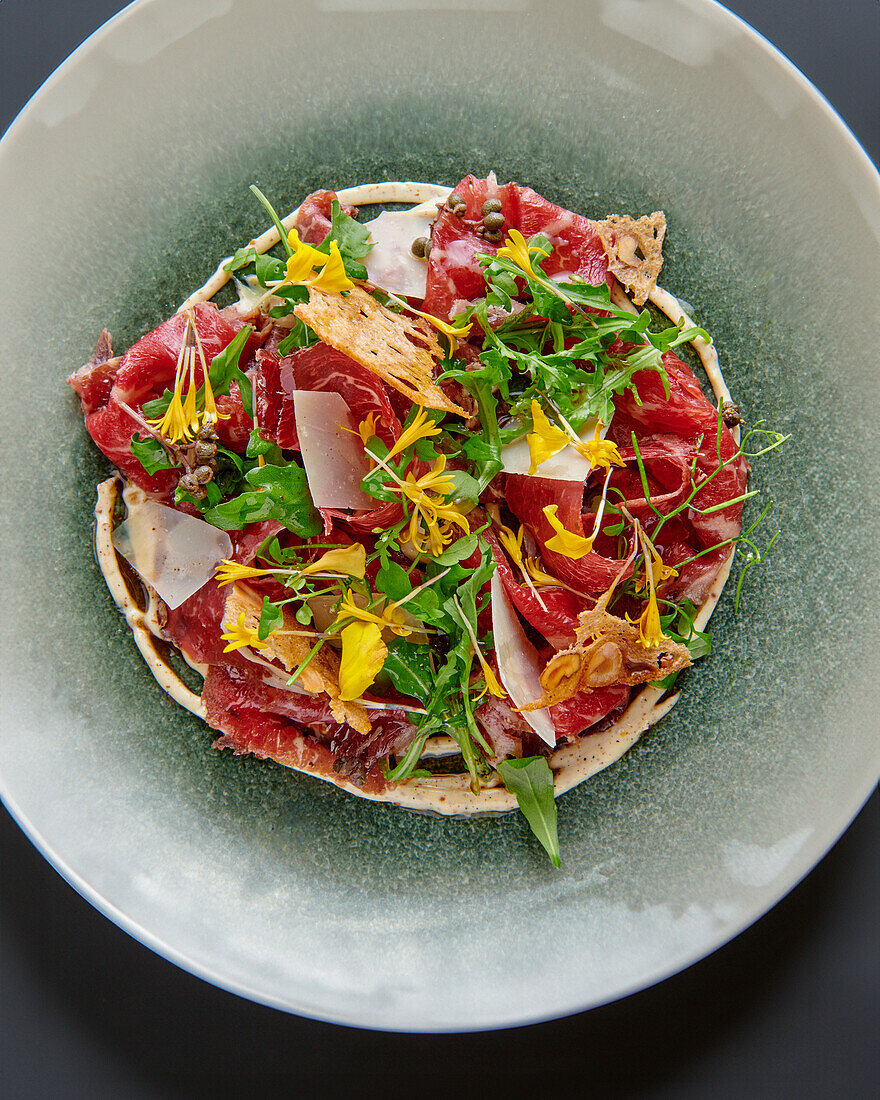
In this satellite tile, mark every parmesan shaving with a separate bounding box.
[290,390,374,510]
[294,286,468,418]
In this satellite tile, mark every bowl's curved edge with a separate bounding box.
[1,0,879,1032]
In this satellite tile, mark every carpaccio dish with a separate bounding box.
[70,175,782,864]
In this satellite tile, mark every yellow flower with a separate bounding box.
[542,504,595,559]
[400,454,456,502]
[572,421,625,472]
[146,319,230,444]
[309,241,354,293]
[284,227,330,282]
[635,594,664,648]
[497,522,525,567]
[338,621,388,701]
[356,411,380,447]
[220,611,271,653]
[526,400,570,475]
[301,544,366,580]
[627,524,673,648]
[334,590,412,638]
[523,557,562,587]
[495,228,549,280]
[385,405,443,462]
[215,560,271,587]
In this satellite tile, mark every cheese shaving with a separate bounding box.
[223,584,372,735]
[594,211,666,306]
[294,286,468,418]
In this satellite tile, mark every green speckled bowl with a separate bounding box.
[1,0,878,1030]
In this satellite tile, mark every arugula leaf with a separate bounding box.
[321,199,373,259]
[382,638,435,703]
[223,245,258,274]
[497,757,561,868]
[130,434,177,474]
[202,461,321,536]
[277,318,319,355]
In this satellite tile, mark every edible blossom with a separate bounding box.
[385,295,473,342]
[220,611,271,653]
[284,228,329,282]
[523,557,562,587]
[496,228,549,280]
[542,505,596,558]
[526,401,570,475]
[338,621,387,701]
[541,469,615,560]
[385,405,443,462]
[526,401,624,476]
[497,522,525,566]
[282,233,353,294]
[215,545,366,588]
[628,525,673,649]
[356,411,380,447]
[575,421,624,472]
[334,590,412,638]
[399,457,470,556]
[309,241,354,293]
[146,316,225,444]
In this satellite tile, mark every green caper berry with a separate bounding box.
[448,192,463,209]
[194,464,214,485]
[178,473,202,496]
[484,229,503,243]
[483,211,505,231]
[482,198,502,215]
[411,236,429,259]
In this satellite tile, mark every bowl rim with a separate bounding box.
[1,0,878,1031]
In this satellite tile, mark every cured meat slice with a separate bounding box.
[505,474,633,595]
[423,173,610,320]
[294,189,359,245]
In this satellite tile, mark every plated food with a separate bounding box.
[70,175,782,863]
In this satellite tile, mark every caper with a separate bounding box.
[448,192,463,209]
[178,472,202,496]
[483,211,505,231]
[482,198,502,215]
[194,464,214,485]
[484,229,503,243]
[194,439,217,462]
[197,423,218,442]
[411,236,429,259]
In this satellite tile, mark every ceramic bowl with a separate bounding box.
[1,0,878,1030]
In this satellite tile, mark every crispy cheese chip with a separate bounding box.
[294,287,468,417]
[523,605,690,710]
[223,584,372,735]
[594,212,666,307]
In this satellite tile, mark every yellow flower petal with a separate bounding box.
[572,421,625,472]
[475,649,506,698]
[542,504,595,559]
[523,557,562,587]
[220,611,271,653]
[498,523,525,567]
[334,590,412,638]
[495,228,549,280]
[215,560,271,587]
[356,411,380,447]
[386,405,443,462]
[308,241,354,293]
[301,544,366,580]
[338,621,388,700]
[636,591,664,648]
[526,400,570,475]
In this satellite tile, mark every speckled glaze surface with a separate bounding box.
[1,0,878,1030]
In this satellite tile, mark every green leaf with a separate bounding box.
[258,597,284,640]
[497,757,561,868]
[202,461,320,536]
[382,638,435,704]
[429,531,481,566]
[223,245,258,274]
[320,199,374,260]
[376,560,413,602]
[277,318,319,355]
[130,434,177,474]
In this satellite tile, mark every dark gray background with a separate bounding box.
[1,1,878,1096]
